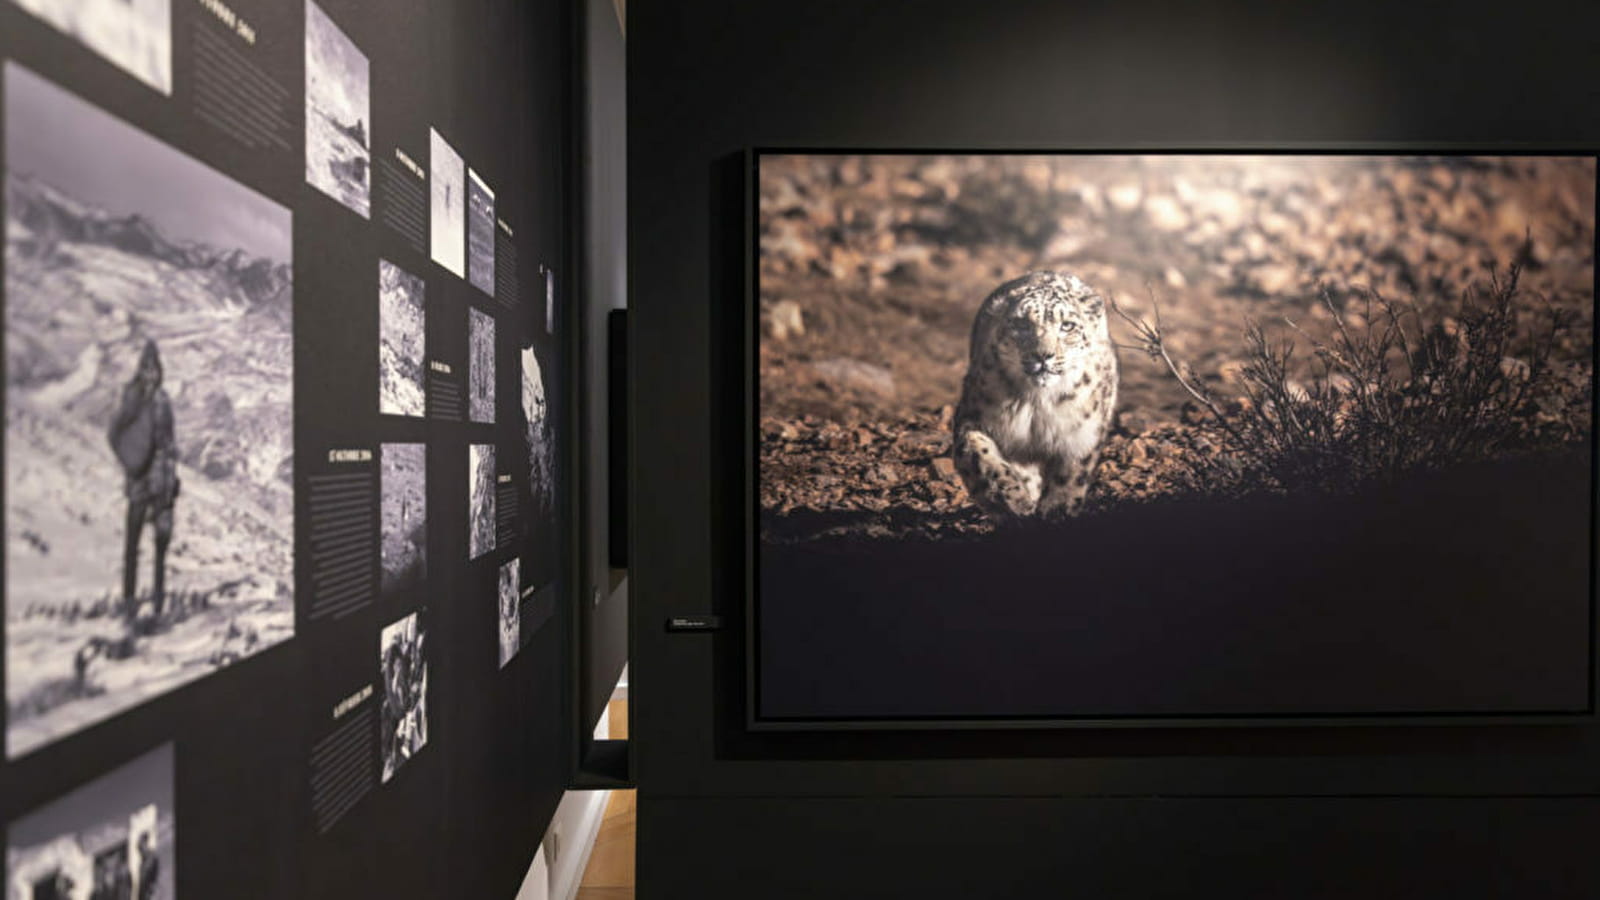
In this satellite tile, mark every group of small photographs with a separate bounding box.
[6,743,175,900]
[379,610,428,783]
[4,61,296,761]
[378,259,427,417]
[304,0,371,218]
[379,443,427,596]
[468,444,497,560]
[468,308,496,424]
[496,560,519,669]
[467,169,496,296]
[10,0,173,95]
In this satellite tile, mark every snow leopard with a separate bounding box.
[952,270,1118,519]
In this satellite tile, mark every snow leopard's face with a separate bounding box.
[984,271,1105,389]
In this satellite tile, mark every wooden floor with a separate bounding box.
[577,699,635,900]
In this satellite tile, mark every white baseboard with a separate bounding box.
[518,667,627,899]
[526,788,609,900]
[513,844,550,900]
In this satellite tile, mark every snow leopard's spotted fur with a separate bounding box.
[953,270,1118,519]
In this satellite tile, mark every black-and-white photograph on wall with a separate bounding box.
[496,559,518,668]
[543,265,556,333]
[304,0,370,218]
[5,742,175,900]
[521,344,552,523]
[9,0,172,95]
[380,443,426,596]
[4,63,295,759]
[378,258,426,417]
[467,168,495,296]
[429,128,464,277]
[468,307,495,424]
[379,610,427,783]
[468,443,495,559]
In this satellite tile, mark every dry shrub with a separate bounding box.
[1115,261,1590,496]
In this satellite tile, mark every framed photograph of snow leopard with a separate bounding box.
[750,150,1596,729]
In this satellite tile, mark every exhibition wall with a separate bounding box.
[0,0,577,896]
[629,0,1600,897]
[578,0,627,742]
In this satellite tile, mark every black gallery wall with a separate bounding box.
[628,1,1600,897]
[0,0,577,897]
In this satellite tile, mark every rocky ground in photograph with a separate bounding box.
[757,155,1596,541]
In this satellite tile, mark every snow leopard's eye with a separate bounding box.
[1008,318,1032,337]
[1059,320,1079,333]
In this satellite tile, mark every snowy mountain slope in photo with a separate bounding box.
[4,171,293,758]
[429,129,464,277]
[469,307,495,423]
[11,0,172,94]
[468,444,495,559]
[467,169,495,296]
[381,443,426,593]
[378,259,425,416]
[305,0,369,217]
[521,345,552,504]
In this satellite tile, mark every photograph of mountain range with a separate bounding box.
[4,62,295,759]
[467,168,495,296]
[305,0,370,218]
[468,307,495,424]
[468,443,495,559]
[5,742,174,900]
[380,443,426,596]
[429,128,464,277]
[378,258,425,417]
[10,0,171,95]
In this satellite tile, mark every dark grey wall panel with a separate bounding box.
[0,0,575,897]
[629,0,1600,895]
[641,796,1600,899]
[579,0,629,738]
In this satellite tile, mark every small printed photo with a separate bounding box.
[5,742,175,900]
[467,169,496,297]
[379,610,427,783]
[496,559,518,668]
[380,443,426,595]
[429,129,465,277]
[468,307,495,424]
[11,0,172,95]
[468,444,496,559]
[543,265,556,334]
[378,259,426,417]
[304,0,370,217]
[521,344,553,513]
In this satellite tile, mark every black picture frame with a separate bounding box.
[745,146,1600,732]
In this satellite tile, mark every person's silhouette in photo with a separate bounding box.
[109,340,180,624]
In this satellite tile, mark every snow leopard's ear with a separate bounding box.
[1059,273,1102,312]
[979,282,1015,319]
